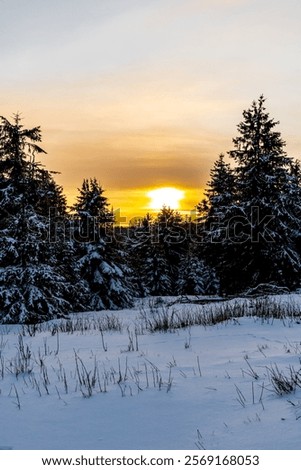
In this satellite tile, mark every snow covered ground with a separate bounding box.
[1,295,301,450]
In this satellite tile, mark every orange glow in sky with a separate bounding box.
[1,0,301,221]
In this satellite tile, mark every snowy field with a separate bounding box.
[1,295,301,450]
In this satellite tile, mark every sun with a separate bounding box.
[147,187,184,210]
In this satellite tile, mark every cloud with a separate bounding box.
[46,126,227,192]
[1,0,301,219]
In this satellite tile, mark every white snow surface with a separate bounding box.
[1,295,301,450]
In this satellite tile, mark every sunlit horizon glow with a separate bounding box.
[1,0,301,219]
[147,187,185,210]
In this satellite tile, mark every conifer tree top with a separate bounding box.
[229,95,287,164]
[0,114,46,158]
[0,114,47,183]
[228,95,292,204]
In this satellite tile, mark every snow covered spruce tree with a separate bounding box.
[72,178,133,310]
[198,154,235,223]
[0,114,81,323]
[176,244,219,295]
[197,154,240,293]
[230,96,301,290]
[202,96,301,293]
[127,214,156,297]
[128,211,175,296]
[129,207,186,295]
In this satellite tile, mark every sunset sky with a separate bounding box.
[1,0,301,222]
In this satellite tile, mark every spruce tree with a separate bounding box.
[177,246,219,295]
[129,207,186,296]
[201,97,301,293]
[0,115,79,323]
[229,96,300,290]
[73,178,133,310]
[127,214,155,297]
[197,154,238,293]
[129,218,172,296]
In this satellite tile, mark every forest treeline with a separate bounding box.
[1,96,301,323]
